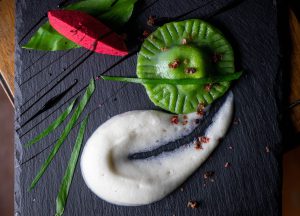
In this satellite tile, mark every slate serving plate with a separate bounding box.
[15,0,285,215]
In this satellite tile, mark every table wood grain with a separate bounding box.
[289,10,300,130]
[0,0,15,104]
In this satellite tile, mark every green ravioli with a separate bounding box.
[137,19,235,114]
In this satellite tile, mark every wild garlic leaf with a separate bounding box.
[29,79,95,190]
[24,99,77,148]
[55,116,88,216]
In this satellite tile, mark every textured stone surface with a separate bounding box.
[15,0,284,215]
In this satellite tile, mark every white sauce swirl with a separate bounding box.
[81,92,234,206]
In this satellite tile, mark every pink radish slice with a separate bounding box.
[48,10,128,56]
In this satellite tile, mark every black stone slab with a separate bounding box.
[15,0,285,215]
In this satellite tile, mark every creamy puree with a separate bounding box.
[81,92,234,206]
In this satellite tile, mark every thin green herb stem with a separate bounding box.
[101,72,242,85]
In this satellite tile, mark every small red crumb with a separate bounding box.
[203,171,215,179]
[199,136,210,143]
[168,59,181,69]
[171,116,179,124]
[224,162,230,168]
[197,103,206,115]
[147,15,156,26]
[204,83,213,92]
[212,52,223,63]
[187,200,199,209]
[233,117,241,125]
[182,38,187,44]
[185,67,197,74]
[160,47,168,52]
[194,140,203,150]
[142,30,150,38]
[265,146,270,153]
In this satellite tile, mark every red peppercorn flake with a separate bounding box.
[142,30,151,38]
[224,162,230,168]
[187,200,199,209]
[182,38,187,44]
[204,83,213,92]
[195,143,202,150]
[193,139,203,150]
[199,136,210,143]
[182,120,188,126]
[194,139,203,150]
[197,103,206,115]
[203,171,215,179]
[168,59,181,69]
[212,52,223,63]
[233,117,241,125]
[147,15,156,26]
[185,67,197,74]
[170,116,179,124]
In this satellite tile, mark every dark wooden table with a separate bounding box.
[1,0,300,215]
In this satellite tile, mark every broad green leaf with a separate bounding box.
[65,0,114,16]
[99,0,138,29]
[55,116,88,216]
[24,99,77,147]
[22,22,80,50]
[101,72,242,85]
[29,79,95,190]
[23,0,137,51]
